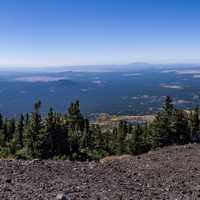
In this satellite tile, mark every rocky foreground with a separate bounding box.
[1,144,200,200]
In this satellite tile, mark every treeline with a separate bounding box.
[0,96,199,160]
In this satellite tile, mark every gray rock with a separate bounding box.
[56,192,70,200]
[6,178,12,183]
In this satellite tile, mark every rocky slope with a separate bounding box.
[1,144,200,200]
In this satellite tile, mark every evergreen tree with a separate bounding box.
[110,127,118,154]
[68,100,84,130]
[129,124,143,155]
[43,107,55,157]
[173,109,190,144]
[17,114,24,148]
[7,118,16,141]
[0,113,3,129]
[80,119,90,149]
[189,106,200,141]
[54,113,69,157]
[25,113,29,126]
[153,96,175,146]
[25,100,44,158]
[3,119,8,142]
[42,108,69,158]
[163,96,173,115]
[117,121,128,154]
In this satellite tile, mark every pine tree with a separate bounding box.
[80,119,90,149]
[68,100,83,129]
[163,96,173,115]
[153,96,175,146]
[41,108,69,158]
[117,121,128,154]
[44,107,55,157]
[7,118,16,141]
[25,113,29,126]
[173,109,190,144]
[17,114,24,148]
[129,124,144,155]
[25,100,44,158]
[0,113,3,129]
[3,119,8,142]
[189,106,200,141]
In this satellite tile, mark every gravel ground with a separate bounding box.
[1,144,200,200]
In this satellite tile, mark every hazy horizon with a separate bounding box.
[1,62,200,73]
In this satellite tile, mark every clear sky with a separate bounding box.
[0,0,200,67]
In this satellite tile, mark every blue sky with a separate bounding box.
[0,0,200,67]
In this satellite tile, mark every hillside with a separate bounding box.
[1,144,200,200]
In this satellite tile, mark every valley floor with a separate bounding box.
[1,144,200,199]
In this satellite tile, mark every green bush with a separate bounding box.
[0,147,11,158]
[53,155,68,160]
[15,147,32,160]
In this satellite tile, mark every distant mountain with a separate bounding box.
[39,62,156,73]
[1,62,200,73]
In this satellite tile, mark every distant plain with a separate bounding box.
[0,64,200,118]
